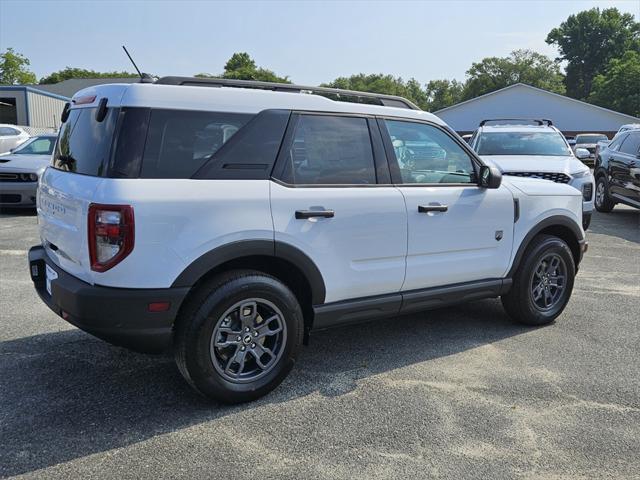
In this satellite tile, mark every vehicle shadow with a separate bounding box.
[0,298,530,477]
[589,208,639,244]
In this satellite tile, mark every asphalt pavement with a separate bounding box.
[1,206,638,479]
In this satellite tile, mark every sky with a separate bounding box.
[1,0,638,85]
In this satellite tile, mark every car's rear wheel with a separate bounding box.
[174,270,303,403]
[501,234,575,326]
[595,175,615,213]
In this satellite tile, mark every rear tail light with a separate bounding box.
[88,204,134,272]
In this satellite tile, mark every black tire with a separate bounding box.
[594,175,615,213]
[174,270,303,403]
[501,234,575,326]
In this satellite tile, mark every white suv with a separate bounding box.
[28,79,587,403]
[469,119,595,229]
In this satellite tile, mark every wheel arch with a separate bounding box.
[171,240,326,328]
[508,215,584,278]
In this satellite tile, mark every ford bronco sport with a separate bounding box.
[28,78,588,403]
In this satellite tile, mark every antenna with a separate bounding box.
[122,45,154,83]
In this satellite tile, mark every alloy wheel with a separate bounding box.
[210,298,287,383]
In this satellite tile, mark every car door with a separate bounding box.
[610,131,640,204]
[378,118,515,291]
[270,113,408,304]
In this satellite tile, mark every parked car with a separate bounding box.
[616,124,640,135]
[0,134,57,208]
[594,129,640,212]
[469,119,595,229]
[564,135,576,148]
[0,124,30,155]
[573,133,609,165]
[28,79,587,403]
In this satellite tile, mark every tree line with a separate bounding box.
[1,7,638,116]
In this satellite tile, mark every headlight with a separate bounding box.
[571,170,591,179]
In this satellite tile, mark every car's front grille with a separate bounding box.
[504,171,572,184]
[0,172,35,183]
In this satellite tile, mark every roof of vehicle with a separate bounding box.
[70,82,446,125]
[477,124,561,134]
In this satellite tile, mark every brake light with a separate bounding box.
[88,204,134,272]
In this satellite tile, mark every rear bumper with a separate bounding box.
[28,245,189,352]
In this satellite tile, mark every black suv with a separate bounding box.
[594,129,640,212]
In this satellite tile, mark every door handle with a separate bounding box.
[418,204,448,213]
[295,209,335,219]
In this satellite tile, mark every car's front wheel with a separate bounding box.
[174,270,303,403]
[595,175,615,213]
[501,234,575,326]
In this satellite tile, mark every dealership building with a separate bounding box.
[435,83,640,137]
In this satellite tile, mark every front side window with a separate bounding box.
[384,120,475,184]
[14,136,56,155]
[140,110,252,178]
[476,132,572,156]
[279,115,376,185]
[619,132,640,156]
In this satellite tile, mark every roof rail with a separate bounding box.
[155,76,421,110]
[479,118,553,127]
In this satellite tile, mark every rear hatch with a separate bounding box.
[38,100,119,283]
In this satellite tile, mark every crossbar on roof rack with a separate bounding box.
[479,118,553,127]
[155,76,421,110]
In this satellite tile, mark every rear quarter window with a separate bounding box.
[140,110,252,178]
[53,107,118,176]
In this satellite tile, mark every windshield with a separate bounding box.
[576,134,608,144]
[14,136,56,155]
[476,132,571,156]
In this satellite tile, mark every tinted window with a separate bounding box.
[14,136,56,155]
[280,115,376,185]
[140,110,251,178]
[619,132,640,155]
[576,134,608,144]
[476,132,571,156]
[53,107,118,175]
[607,133,627,152]
[385,120,475,184]
[0,127,19,136]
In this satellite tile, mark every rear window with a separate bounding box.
[53,107,118,175]
[140,110,252,178]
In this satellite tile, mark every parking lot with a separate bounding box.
[0,207,638,479]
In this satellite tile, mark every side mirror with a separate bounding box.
[479,165,502,189]
[575,147,591,160]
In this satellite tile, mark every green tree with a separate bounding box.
[322,73,429,109]
[463,49,565,100]
[39,67,138,84]
[424,79,464,111]
[546,7,640,99]
[196,52,290,83]
[0,48,37,84]
[589,50,640,117]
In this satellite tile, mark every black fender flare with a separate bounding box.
[507,215,584,278]
[171,239,326,305]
